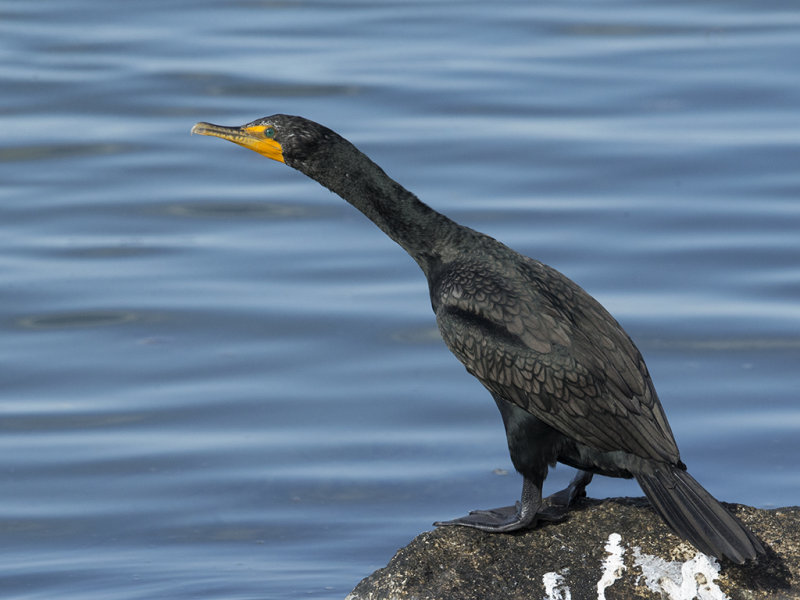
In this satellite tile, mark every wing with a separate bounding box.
[433,254,680,464]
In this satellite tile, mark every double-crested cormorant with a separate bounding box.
[191,115,764,564]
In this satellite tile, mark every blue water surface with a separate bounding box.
[1,1,799,598]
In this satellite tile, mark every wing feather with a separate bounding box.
[434,253,679,464]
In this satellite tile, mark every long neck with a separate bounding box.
[296,139,462,274]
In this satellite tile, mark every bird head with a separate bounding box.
[191,114,337,172]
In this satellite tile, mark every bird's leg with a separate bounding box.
[544,469,593,510]
[434,477,562,532]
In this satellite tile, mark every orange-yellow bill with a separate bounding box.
[191,122,284,163]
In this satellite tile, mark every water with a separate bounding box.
[2,1,799,598]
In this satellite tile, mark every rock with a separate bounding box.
[346,497,798,600]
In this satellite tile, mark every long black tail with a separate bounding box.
[635,465,764,564]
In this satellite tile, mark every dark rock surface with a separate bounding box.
[346,497,798,600]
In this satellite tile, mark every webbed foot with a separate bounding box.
[434,501,539,532]
[545,469,593,509]
[434,477,564,532]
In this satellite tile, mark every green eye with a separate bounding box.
[264,126,275,138]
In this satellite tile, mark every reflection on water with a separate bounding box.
[18,311,139,330]
[164,200,327,219]
[1,1,798,599]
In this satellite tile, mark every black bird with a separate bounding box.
[191,115,764,564]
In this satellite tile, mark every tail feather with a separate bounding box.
[635,466,764,564]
